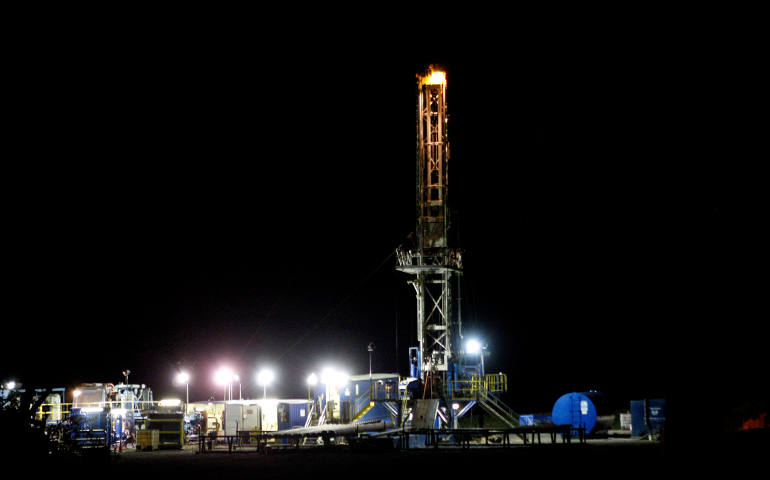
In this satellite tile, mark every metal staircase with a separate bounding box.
[302,402,326,446]
[353,402,374,422]
[476,383,519,428]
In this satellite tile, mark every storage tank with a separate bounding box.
[551,392,613,435]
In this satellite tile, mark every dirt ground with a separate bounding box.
[43,440,671,479]
[35,433,766,479]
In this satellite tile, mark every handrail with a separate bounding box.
[317,404,326,426]
[476,384,519,427]
[304,402,315,428]
[35,400,187,422]
[485,374,507,393]
[353,386,372,417]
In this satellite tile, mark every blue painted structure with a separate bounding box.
[69,408,114,448]
[630,399,666,437]
[337,373,400,421]
[409,347,421,379]
[277,400,310,431]
[519,414,553,426]
[355,402,397,424]
[551,392,605,434]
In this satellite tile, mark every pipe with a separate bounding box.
[268,420,387,438]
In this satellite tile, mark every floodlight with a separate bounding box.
[257,369,274,386]
[465,339,481,354]
[214,367,234,386]
[320,367,335,385]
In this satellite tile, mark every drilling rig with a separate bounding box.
[397,66,518,428]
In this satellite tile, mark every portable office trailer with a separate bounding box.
[277,400,310,431]
[224,400,262,435]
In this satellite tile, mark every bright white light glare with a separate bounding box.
[307,373,318,386]
[428,71,446,85]
[334,371,349,387]
[5,381,15,390]
[73,389,81,398]
[465,339,481,354]
[319,368,348,387]
[320,367,335,385]
[159,399,181,407]
[82,407,104,413]
[176,372,190,384]
[452,403,460,411]
[111,408,127,416]
[256,399,279,409]
[214,368,235,386]
[257,369,275,386]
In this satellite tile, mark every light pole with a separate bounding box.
[307,373,318,422]
[215,368,234,402]
[176,372,190,408]
[214,367,235,433]
[306,373,318,402]
[257,369,274,400]
[368,342,375,399]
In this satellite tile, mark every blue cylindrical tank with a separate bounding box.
[551,392,607,434]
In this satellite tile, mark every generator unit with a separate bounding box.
[145,412,184,449]
[69,407,114,449]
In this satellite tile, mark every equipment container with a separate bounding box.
[630,399,666,437]
[145,413,184,449]
[137,429,159,451]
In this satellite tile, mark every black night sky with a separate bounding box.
[3,20,765,435]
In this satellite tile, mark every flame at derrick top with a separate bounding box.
[419,67,446,86]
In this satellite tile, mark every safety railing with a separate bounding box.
[304,402,316,428]
[448,374,508,400]
[353,387,372,418]
[476,383,519,427]
[35,402,72,422]
[197,431,270,453]
[485,374,507,393]
[35,400,181,422]
[392,425,585,450]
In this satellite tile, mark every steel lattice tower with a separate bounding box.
[397,66,464,397]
